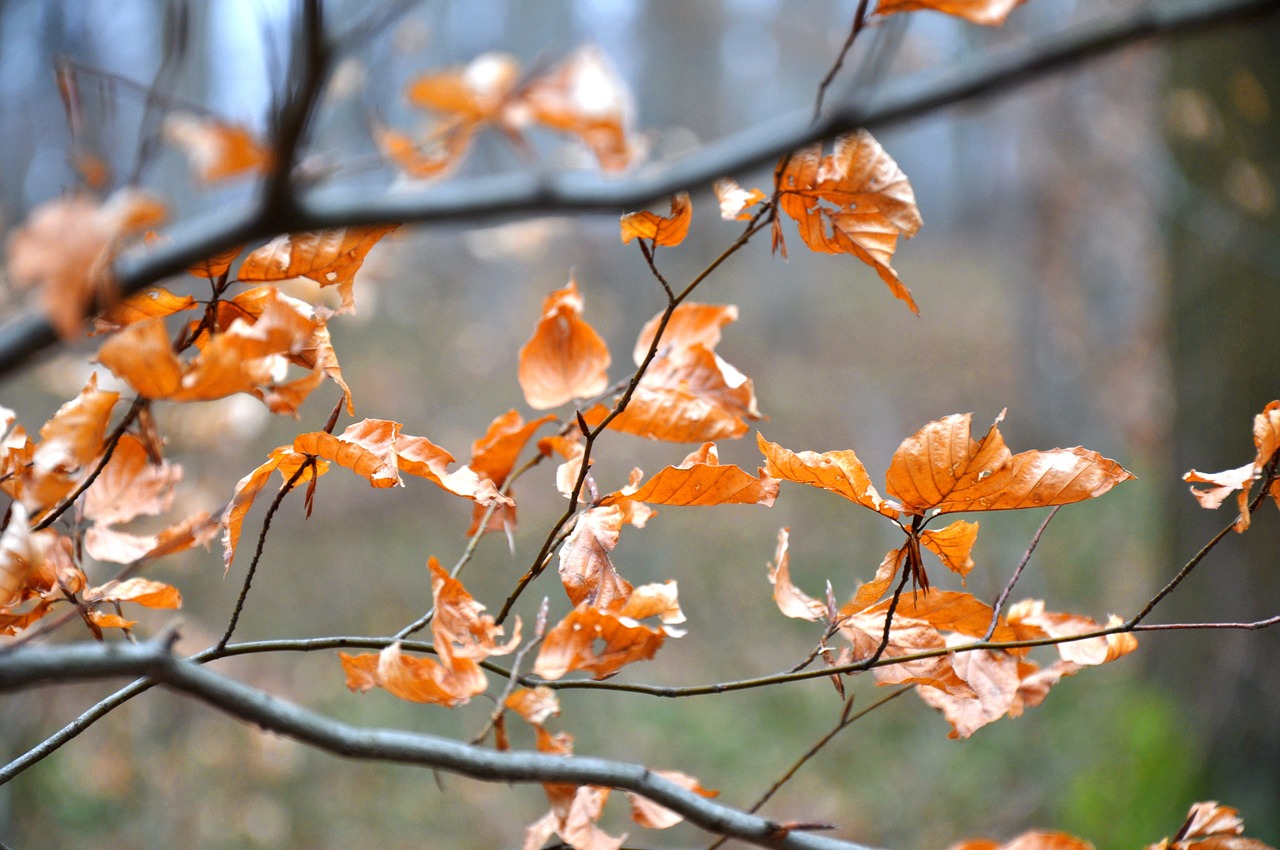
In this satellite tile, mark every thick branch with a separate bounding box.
[0,641,880,850]
[0,0,1275,379]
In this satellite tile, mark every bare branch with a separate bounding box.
[0,641,883,850]
[2,0,1275,380]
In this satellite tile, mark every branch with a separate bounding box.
[0,641,883,850]
[2,0,1276,379]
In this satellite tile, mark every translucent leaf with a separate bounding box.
[620,193,691,246]
[518,278,611,410]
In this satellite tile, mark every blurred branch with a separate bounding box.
[0,640,882,850]
[0,0,1276,380]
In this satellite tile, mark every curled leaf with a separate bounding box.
[620,193,691,246]
[518,278,611,410]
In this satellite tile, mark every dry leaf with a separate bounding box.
[238,226,396,314]
[8,190,166,338]
[558,505,632,609]
[603,442,777,507]
[164,113,272,182]
[775,131,922,312]
[521,45,639,171]
[534,604,665,680]
[1184,400,1280,532]
[875,0,1030,26]
[625,770,717,829]
[620,193,691,247]
[518,278,611,410]
[884,411,1133,515]
[758,433,900,518]
[766,528,826,621]
[713,178,765,221]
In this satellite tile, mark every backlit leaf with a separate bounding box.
[92,287,197,333]
[534,605,665,680]
[522,45,639,172]
[518,278,611,410]
[1184,400,1280,532]
[221,446,324,570]
[83,577,181,609]
[604,442,777,507]
[20,375,119,514]
[340,642,487,707]
[766,528,825,621]
[239,226,396,313]
[875,0,1030,26]
[949,832,1094,850]
[775,131,921,313]
[7,189,166,338]
[885,411,1133,515]
[164,113,272,182]
[558,505,632,609]
[919,519,979,580]
[758,433,900,518]
[505,687,561,727]
[620,193,691,247]
[713,178,765,221]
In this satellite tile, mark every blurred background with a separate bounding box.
[0,0,1277,848]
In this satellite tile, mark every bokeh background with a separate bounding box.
[0,1,1277,848]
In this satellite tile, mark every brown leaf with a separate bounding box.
[848,547,908,610]
[0,503,40,609]
[916,639,1020,738]
[919,519,979,580]
[766,528,826,621]
[522,45,639,172]
[1184,400,1280,532]
[187,244,244,279]
[620,193,691,247]
[518,278,611,410]
[505,686,561,726]
[840,611,972,695]
[885,411,1133,515]
[775,131,922,313]
[339,642,487,707]
[164,113,272,182]
[864,590,1014,641]
[220,446,324,570]
[533,605,665,680]
[758,433,900,518]
[713,178,766,221]
[949,832,1094,850]
[83,577,181,609]
[428,557,520,661]
[92,287,197,334]
[20,375,119,514]
[625,770,717,829]
[875,0,1030,26]
[465,410,556,535]
[558,505,632,609]
[238,226,396,313]
[7,190,166,338]
[81,434,181,526]
[603,442,777,507]
[615,581,686,627]
[1006,601,1138,666]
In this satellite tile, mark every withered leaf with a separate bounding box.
[521,45,639,172]
[164,113,272,182]
[340,642,487,707]
[775,131,922,313]
[238,226,397,314]
[948,832,1095,850]
[534,604,665,680]
[625,770,717,830]
[518,278,611,410]
[558,505,632,609]
[603,442,777,507]
[885,411,1133,515]
[919,519,979,580]
[620,193,691,247]
[1184,400,1280,532]
[875,0,1030,26]
[92,287,197,334]
[766,528,826,621]
[713,178,765,221]
[758,433,900,518]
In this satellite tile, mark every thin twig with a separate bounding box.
[813,0,872,120]
[217,459,312,650]
[983,505,1061,640]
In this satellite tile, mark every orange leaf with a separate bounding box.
[340,642,487,707]
[85,510,217,565]
[863,590,1012,641]
[632,303,740,365]
[238,226,396,313]
[470,409,558,487]
[375,123,474,181]
[847,547,908,610]
[428,557,520,661]
[164,113,272,182]
[916,639,1021,738]
[92,287,197,333]
[919,519,979,580]
[875,0,1030,26]
[220,446,323,571]
[839,611,972,696]
[522,46,639,172]
[766,528,825,621]
[615,580,686,627]
[620,193,691,247]
[406,52,521,122]
[713,178,765,221]
[949,832,1094,850]
[81,434,181,526]
[539,434,588,498]
[1184,400,1280,532]
[84,577,182,609]
[505,686,561,726]
[776,131,922,313]
[95,318,184,398]
[534,605,665,680]
[518,278,611,410]
[604,442,777,507]
[1,503,40,609]
[7,189,166,338]
[188,244,244,279]
[1007,601,1137,666]
[20,375,119,514]
[758,433,900,518]
[884,411,1134,515]
[625,770,717,829]
[558,505,632,609]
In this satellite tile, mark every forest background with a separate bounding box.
[0,0,1277,848]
